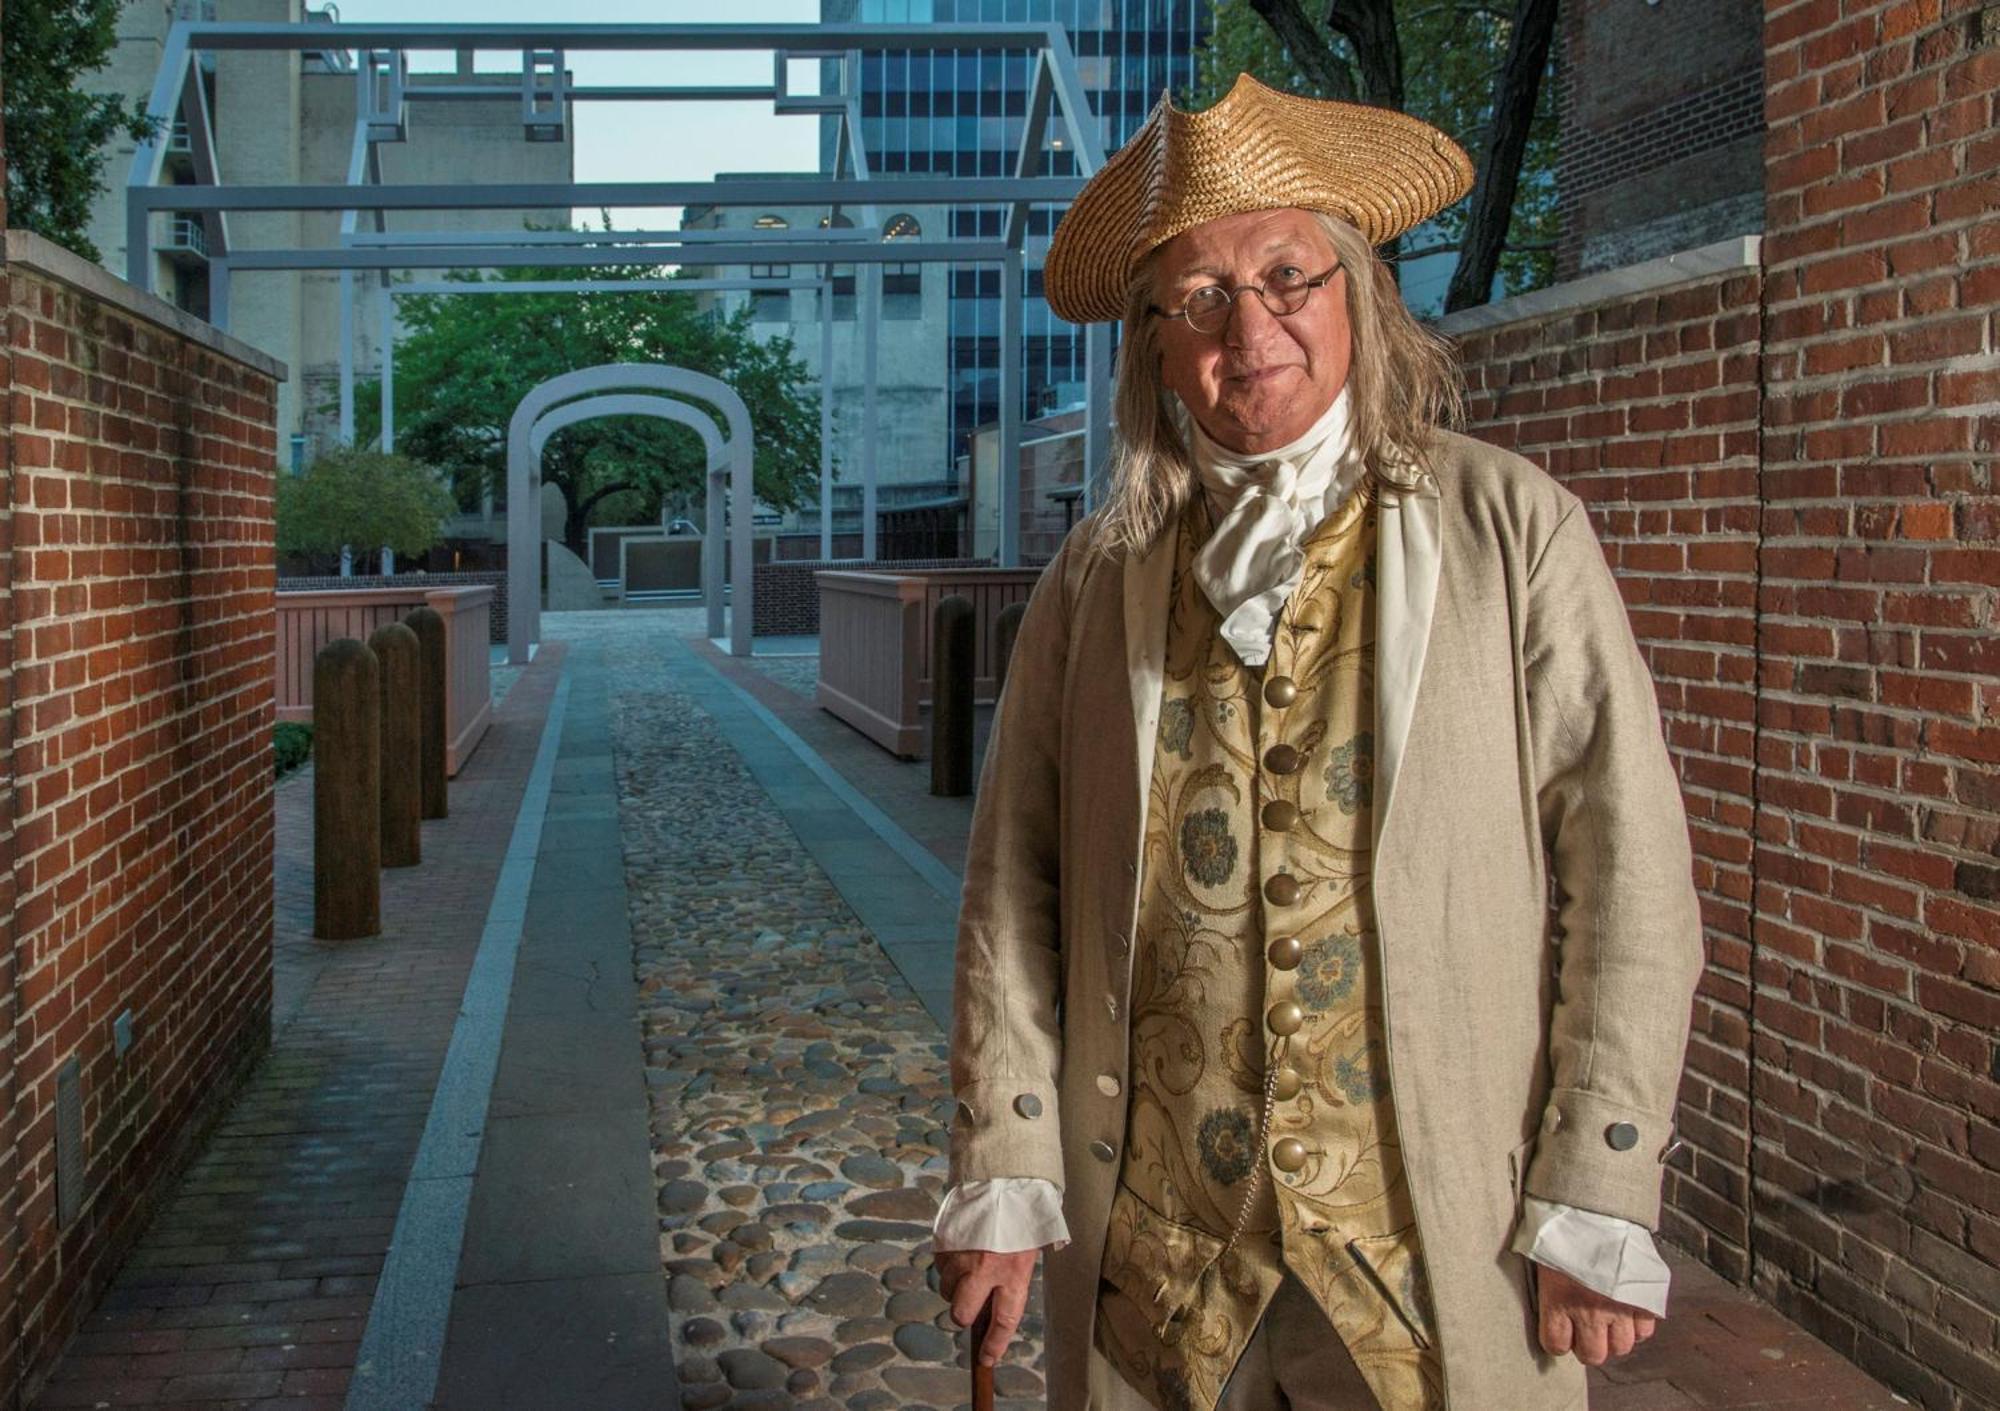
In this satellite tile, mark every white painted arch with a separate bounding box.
[507,364,754,663]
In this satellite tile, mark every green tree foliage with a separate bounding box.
[276,445,458,560]
[351,233,828,558]
[1190,0,1559,304]
[2,0,163,261]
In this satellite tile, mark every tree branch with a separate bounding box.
[1323,0,1404,108]
[1246,0,1359,100]
[1444,0,1558,312]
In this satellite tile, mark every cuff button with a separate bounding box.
[1014,1093,1043,1119]
[1606,1122,1639,1151]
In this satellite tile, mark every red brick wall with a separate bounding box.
[1,244,280,1406]
[1,150,22,1411]
[1755,0,1998,1403]
[1452,269,1768,1286]
[1451,2,1998,1398]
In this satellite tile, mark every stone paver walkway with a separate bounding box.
[26,607,1917,1411]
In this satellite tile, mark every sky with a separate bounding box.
[326,0,827,231]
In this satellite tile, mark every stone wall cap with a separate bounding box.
[1433,235,1761,339]
[4,228,289,382]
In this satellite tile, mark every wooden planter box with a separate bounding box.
[276,584,495,776]
[815,566,1043,757]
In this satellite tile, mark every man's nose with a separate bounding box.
[1221,288,1284,347]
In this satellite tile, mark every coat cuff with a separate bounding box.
[1511,1197,1670,1317]
[1523,1088,1677,1227]
[933,1178,1072,1253]
[948,1078,1066,1187]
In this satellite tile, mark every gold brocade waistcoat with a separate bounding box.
[1094,485,1445,1411]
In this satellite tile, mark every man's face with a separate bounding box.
[1149,208,1353,456]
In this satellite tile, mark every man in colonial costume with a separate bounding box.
[931,74,1705,1411]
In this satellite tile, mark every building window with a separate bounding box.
[884,212,922,240]
[753,213,789,229]
[831,267,856,321]
[884,261,922,320]
[751,262,792,279]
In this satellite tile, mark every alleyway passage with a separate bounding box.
[27,610,1910,1411]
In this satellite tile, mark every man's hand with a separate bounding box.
[1535,1264,1658,1366]
[936,1248,1039,1366]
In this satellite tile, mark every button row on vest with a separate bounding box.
[1263,743,1302,775]
[1261,799,1300,831]
[1264,873,1300,906]
[1272,1066,1302,1100]
[1091,1139,1118,1163]
[1267,936,1301,970]
[1266,1001,1303,1036]
[1271,1137,1308,1173]
[1263,675,1298,708]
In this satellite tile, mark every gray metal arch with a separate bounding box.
[508,365,753,663]
[530,392,729,636]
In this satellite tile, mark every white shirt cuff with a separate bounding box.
[1513,1196,1671,1317]
[932,1178,1071,1254]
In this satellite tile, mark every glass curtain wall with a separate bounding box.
[824,0,1209,470]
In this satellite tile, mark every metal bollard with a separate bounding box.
[931,594,975,797]
[403,605,449,820]
[993,600,1026,699]
[369,622,423,869]
[314,638,381,940]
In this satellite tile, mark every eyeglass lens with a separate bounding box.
[1183,272,1314,332]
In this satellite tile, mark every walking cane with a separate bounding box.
[970,1296,996,1411]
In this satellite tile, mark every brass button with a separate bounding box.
[1263,675,1298,708]
[1272,1066,1302,1100]
[1261,799,1299,831]
[956,1099,975,1122]
[1267,936,1302,970]
[1013,1093,1042,1119]
[1272,1138,1307,1173]
[1097,1073,1122,1097]
[1266,1001,1303,1036]
[1090,1139,1118,1163]
[1263,743,1301,774]
[1264,873,1300,907]
[1606,1122,1639,1151]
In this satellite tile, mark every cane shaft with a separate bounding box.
[971,1299,996,1411]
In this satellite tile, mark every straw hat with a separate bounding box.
[1042,73,1476,325]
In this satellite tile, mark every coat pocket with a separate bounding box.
[1344,1230,1437,1350]
[1097,1184,1227,1341]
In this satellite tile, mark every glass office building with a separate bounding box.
[823,0,1211,466]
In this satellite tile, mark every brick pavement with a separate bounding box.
[25,644,568,1411]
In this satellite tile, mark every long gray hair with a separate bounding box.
[1090,212,1466,559]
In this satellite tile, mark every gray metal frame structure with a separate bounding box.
[124,21,1116,658]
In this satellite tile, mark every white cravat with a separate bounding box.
[1187,385,1364,667]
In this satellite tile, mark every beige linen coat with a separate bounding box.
[947,429,1705,1411]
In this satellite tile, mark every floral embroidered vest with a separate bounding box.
[1093,484,1445,1411]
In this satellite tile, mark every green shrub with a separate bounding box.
[275,722,314,777]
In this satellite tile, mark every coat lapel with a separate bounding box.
[1372,474,1444,850]
[1122,524,1177,843]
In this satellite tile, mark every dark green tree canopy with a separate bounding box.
[1191,0,1559,309]
[354,237,828,558]
[3,0,162,260]
[276,445,459,560]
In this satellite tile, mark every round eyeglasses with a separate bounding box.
[1147,264,1343,335]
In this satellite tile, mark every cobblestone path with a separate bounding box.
[580,615,1047,1411]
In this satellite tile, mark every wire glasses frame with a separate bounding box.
[1147,264,1343,335]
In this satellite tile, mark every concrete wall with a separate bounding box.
[679,189,953,520]
[0,230,284,1408]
